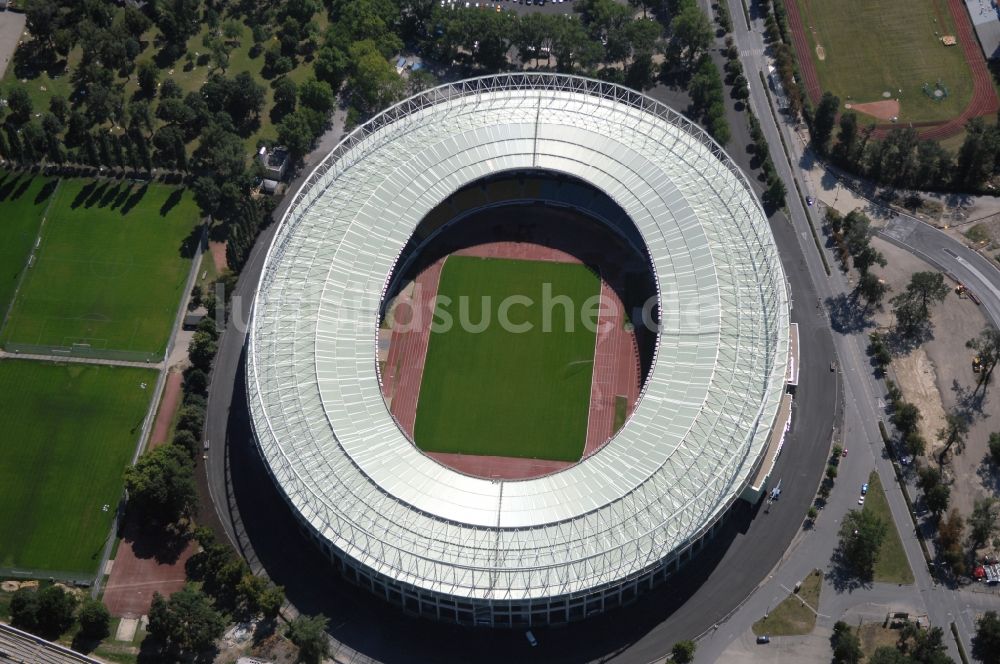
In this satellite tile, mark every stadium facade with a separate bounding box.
[246,74,791,627]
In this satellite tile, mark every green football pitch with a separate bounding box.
[0,178,201,358]
[794,0,974,123]
[0,173,58,318]
[0,360,155,577]
[412,256,600,461]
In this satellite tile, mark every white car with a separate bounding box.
[858,495,865,505]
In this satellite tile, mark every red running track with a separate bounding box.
[784,0,998,140]
[379,241,641,480]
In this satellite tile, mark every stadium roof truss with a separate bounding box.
[247,74,790,603]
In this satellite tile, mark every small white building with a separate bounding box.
[257,146,290,181]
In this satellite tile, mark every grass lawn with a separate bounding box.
[794,0,974,123]
[0,361,156,577]
[0,172,59,317]
[413,256,600,461]
[751,570,823,636]
[858,622,904,659]
[865,471,916,585]
[0,179,201,358]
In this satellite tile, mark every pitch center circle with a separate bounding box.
[376,170,658,480]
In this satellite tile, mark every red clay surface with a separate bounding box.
[785,0,998,140]
[846,99,900,121]
[102,372,195,617]
[102,526,195,618]
[380,241,641,480]
[208,240,228,273]
[149,371,182,445]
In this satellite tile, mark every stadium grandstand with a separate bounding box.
[247,74,793,627]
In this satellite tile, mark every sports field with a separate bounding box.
[0,360,156,577]
[413,257,600,461]
[0,179,201,358]
[793,0,974,123]
[0,173,58,318]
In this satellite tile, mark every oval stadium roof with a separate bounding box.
[247,74,790,602]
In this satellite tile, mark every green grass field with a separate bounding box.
[0,361,155,576]
[413,257,600,461]
[0,173,58,317]
[865,472,916,585]
[0,179,201,357]
[752,569,822,636]
[794,0,974,123]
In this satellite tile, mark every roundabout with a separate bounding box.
[246,74,791,627]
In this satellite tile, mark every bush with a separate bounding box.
[173,429,200,458]
[989,432,1000,466]
[77,598,111,640]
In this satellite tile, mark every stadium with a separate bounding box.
[246,74,793,627]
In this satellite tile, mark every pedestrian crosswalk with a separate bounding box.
[740,47,766,58]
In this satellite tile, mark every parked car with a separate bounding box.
[861,483,868,495]
[756,635,770,644]
[525,630,538,647]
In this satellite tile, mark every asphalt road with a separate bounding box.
[698,0,1000,659]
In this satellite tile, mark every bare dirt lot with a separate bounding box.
[871,237,1000,517]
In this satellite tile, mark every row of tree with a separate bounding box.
[10,585,110,644]
[811,90,995,193]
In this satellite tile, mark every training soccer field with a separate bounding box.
[0,179,201,359]
[0,173,58,318]
[793,0,974,123]
[413,257,600,461]
[0,360,155,577]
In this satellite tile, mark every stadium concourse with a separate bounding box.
[245,74,795,628]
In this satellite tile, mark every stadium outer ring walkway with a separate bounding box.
[246,73,790,628]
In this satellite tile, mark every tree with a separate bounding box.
[671,640,696,663]
[838,508,887,579]
[347,40,405,117]
[969,497,998,548]
[857,271,889,312]
[936,409,970,466]
[967,326,1000,395]
[278,109,319,159]
[917,467,950,516]
[764,176,787,210]
[938,508,965,575]
[26,0,58,48]
[9,588,40,632]
[832,621,863,664]
[11,586,78,638]
[904,272,950,320]
[172,429,200,458]
[990,432,1000,466]
[956,117,1000,189]
[77,598,111,640]
[299,78,335,115]
[137,61,159,97]
[272,76,298,121]
[188,329,219,372]
[892,272,949,337]
[184,367,208,396]
[123,444,197,525]
[7,87,33,125]
[669,3,713,67]
[973,611,1000,664]
[813,92,840,152]
[148,586,225,656]
[287,614,331,664]
[868,647,908,664]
